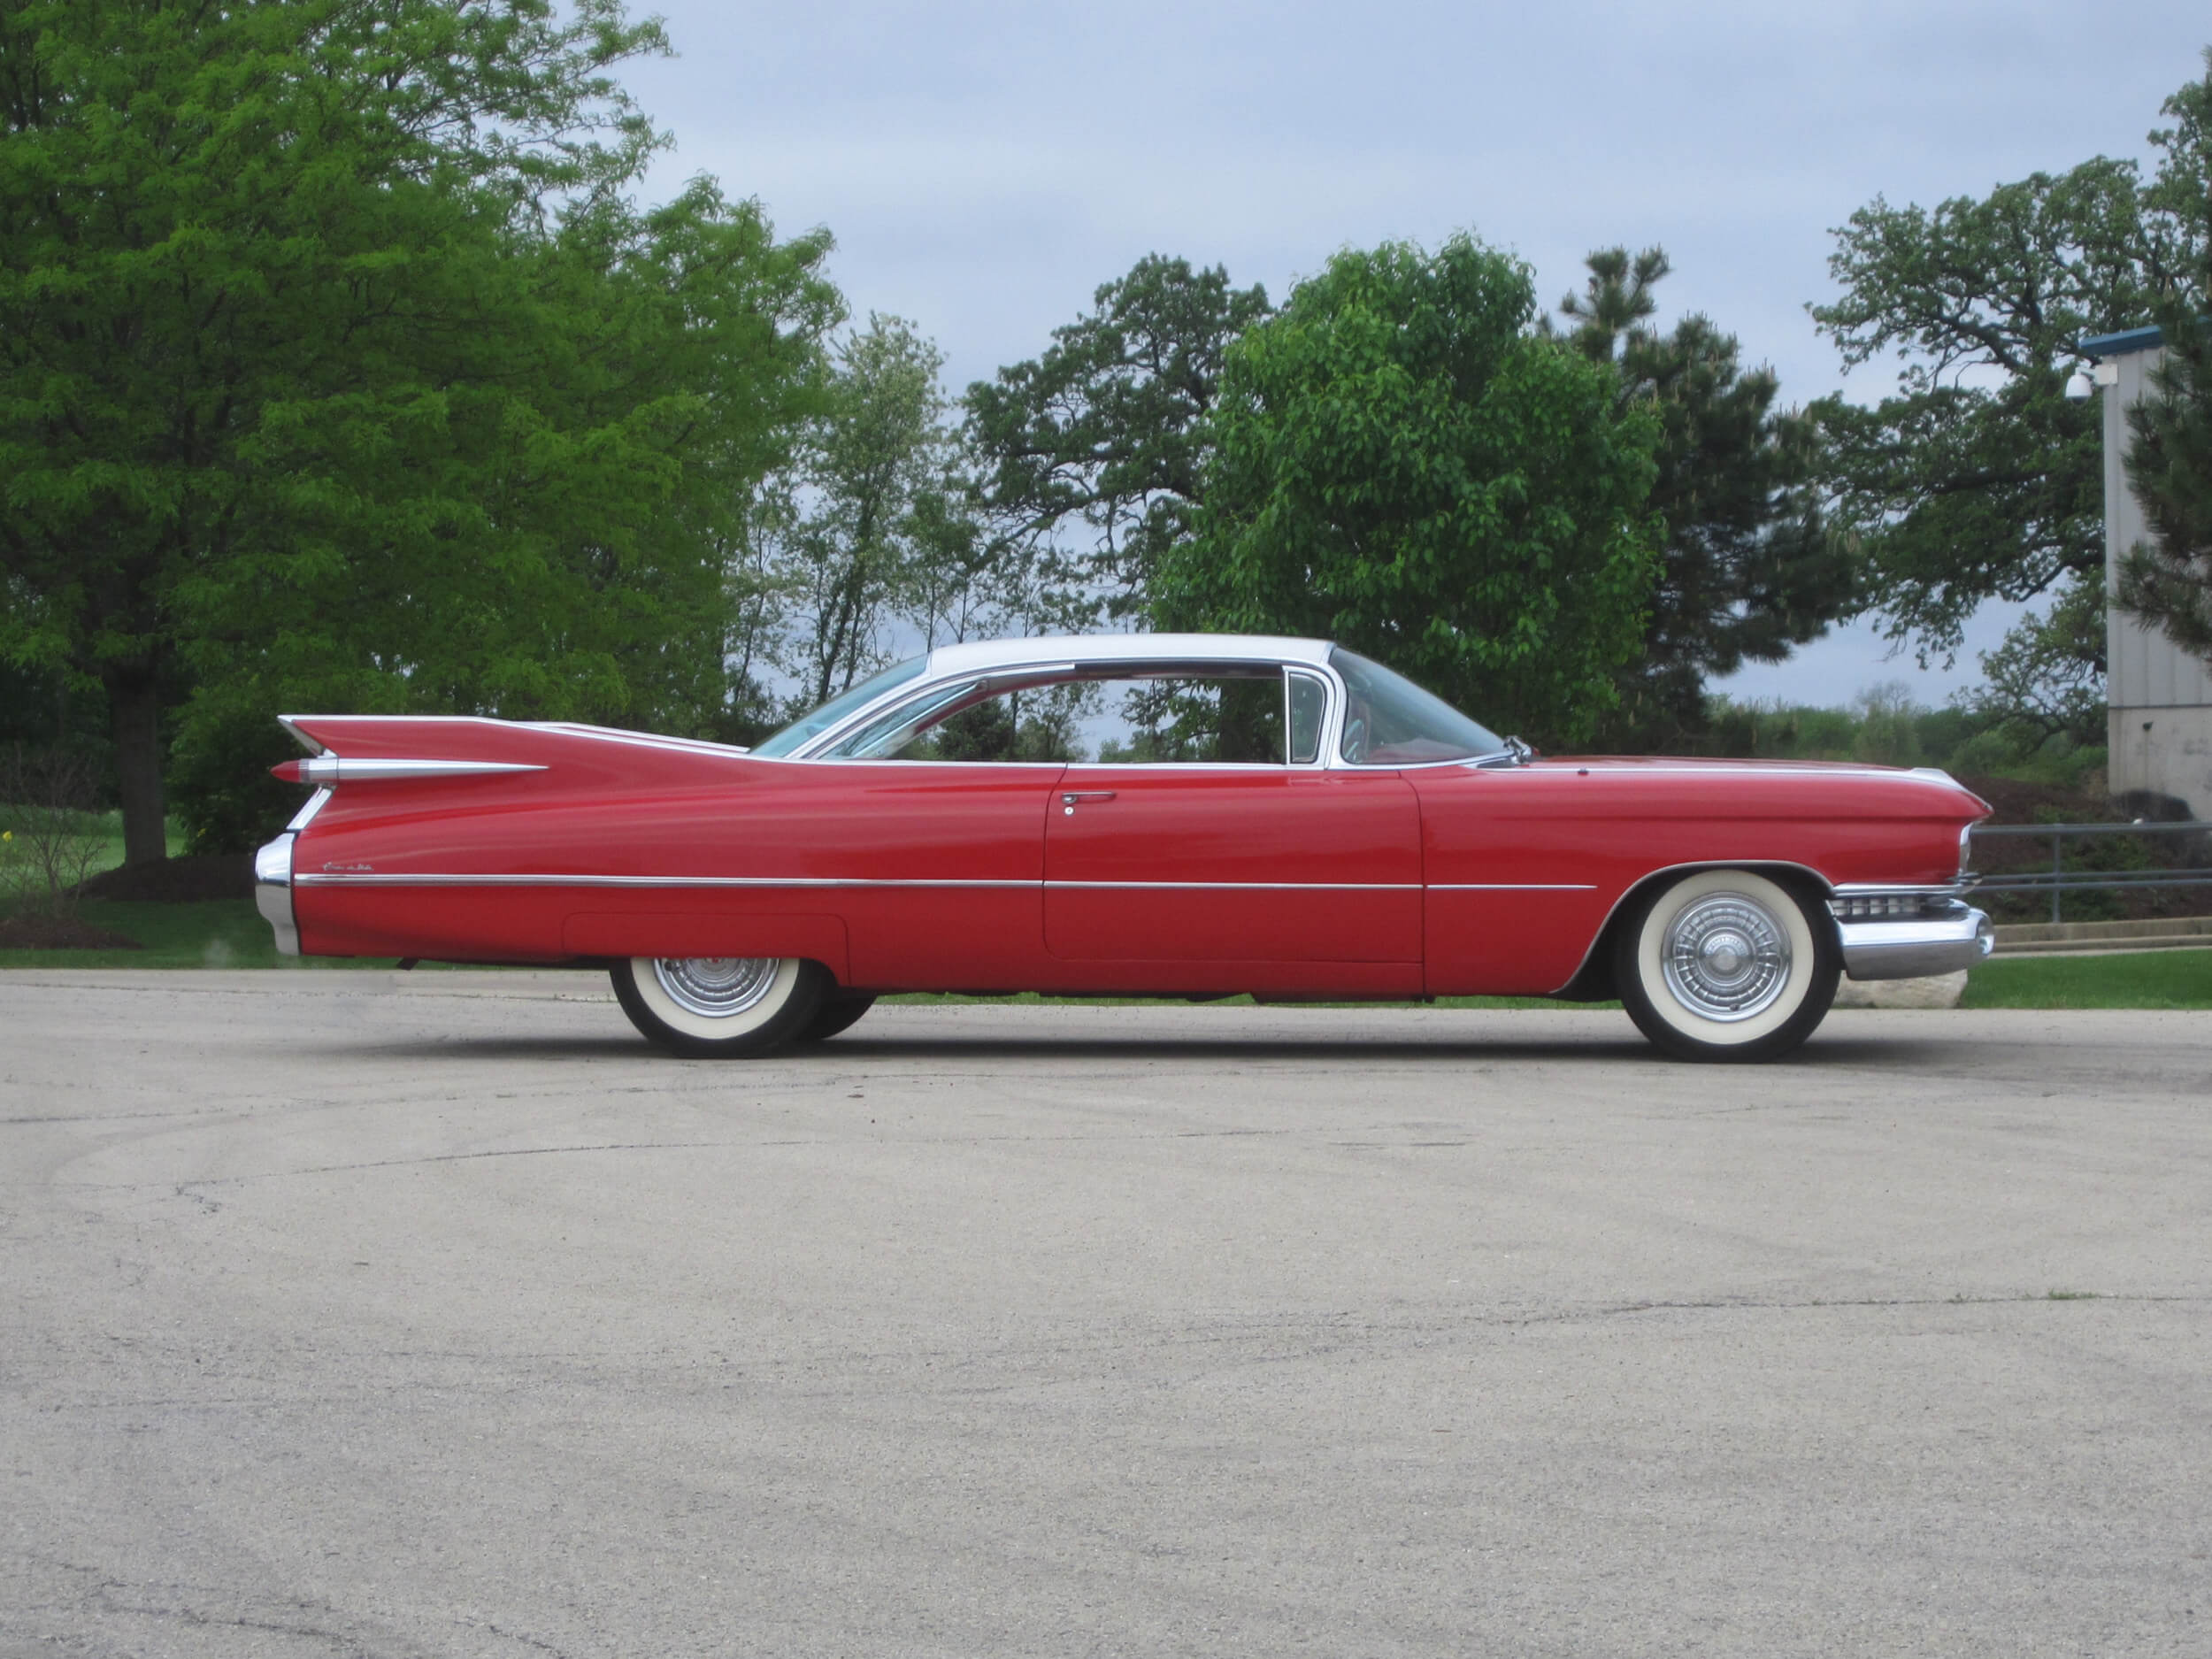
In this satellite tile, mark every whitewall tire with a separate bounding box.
[610,956,828,1057]
[1613,870,1839,1063]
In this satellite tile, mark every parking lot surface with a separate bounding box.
[3,971,2208,1657]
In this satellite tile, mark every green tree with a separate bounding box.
[777,315,956,707]
[1156,235,1660,747]
[1954,577,2108,744]
[1809,157,2169,674]
[966,254,1271,621]
[1558,248,1853,749]
[2121,53,2212,664]
[2122,319,2212,664]
[1847,682,1924,768]
[0,0,834,858]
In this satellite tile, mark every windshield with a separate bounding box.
[750,656,929,757]
[1329,649,1506,765]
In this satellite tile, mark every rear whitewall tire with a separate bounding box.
[611,956,828,1057]
[1614,869,1839,1063]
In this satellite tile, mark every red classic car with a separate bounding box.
[253,634,1993,1061]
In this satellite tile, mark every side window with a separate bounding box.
[904,684,1090,761]
[1092,674,1285,764]
[1287,674,1326,764]
[827,680,1088,762]
[824,669,1292,764]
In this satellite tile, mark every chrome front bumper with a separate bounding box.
[1837,906,1994,980]
[254,833,299,956]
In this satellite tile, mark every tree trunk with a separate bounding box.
[105,667,168,866]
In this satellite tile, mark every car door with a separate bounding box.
[747,757,1069,987]
[1041,669,1423,963]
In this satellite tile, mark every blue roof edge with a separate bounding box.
[2078,324,2165,358]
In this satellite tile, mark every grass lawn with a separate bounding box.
[2,810,191,878]
[1961,949,2212,1010]
[0,899,387,971]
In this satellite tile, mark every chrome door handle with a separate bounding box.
[1061,791,1117,803]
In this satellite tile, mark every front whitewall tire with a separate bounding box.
[1616,870,1839,1062]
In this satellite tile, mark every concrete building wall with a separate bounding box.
[2101,343,2212,816]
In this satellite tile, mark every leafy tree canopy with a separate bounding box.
[965,254,1271,621]
[777,315,958,709]
[1556,247,1852,750]
[0,0,837,856]
[1953,574,2108,745]
[1809,156,2168,669]
[1155,234,1660,748]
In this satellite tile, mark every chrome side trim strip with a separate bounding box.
[278,713,756,762]
[1831,881,1971,897]
[286,787,334,833]
[292,873,1038,889]
[1428,883,1597,892]
[288,872,1594,894]
[285,872,1416,898]
[297,757,548,783]
[290,872,1428,892]
[1044,880,1420,891]
[1513,765,1968,784]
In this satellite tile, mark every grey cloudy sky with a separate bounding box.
[621,1,2210,709]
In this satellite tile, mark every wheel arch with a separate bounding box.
[1550,860,1839,1002]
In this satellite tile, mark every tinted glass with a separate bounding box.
[1330,649,1504,764]
[750,656,928,757]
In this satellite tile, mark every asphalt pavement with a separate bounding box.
[2,972,2208,1657]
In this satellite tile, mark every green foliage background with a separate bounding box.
[13,8,2212,872]
[1155,236,1661,748]
[1,0,836,852]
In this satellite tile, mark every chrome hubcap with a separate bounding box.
[1662,895,1790,1021]
[651,957,780,1019]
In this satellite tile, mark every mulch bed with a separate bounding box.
[0,914,142,950]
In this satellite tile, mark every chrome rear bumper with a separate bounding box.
[1837,907,1994,980]
[254,833,299,956]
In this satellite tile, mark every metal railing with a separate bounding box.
[1969,820,2212,923]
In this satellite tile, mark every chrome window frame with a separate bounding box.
[783,656,1337,770]
[767,642,1522,773]
[1320,650,1517,772]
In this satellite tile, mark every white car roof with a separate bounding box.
[924,633,1334,678]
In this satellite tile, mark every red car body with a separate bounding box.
[254,634,1993,1058]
